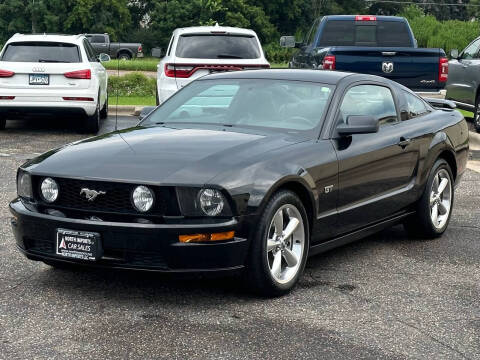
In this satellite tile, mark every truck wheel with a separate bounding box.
[118,52,132,61]
[100,92,108,119]
[474,94,480,132]
[403,159,454,238]
[83,97,100,134]
[245,190,309,297]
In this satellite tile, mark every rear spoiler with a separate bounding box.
[423,98,456,111]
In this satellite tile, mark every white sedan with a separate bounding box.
[0,33,109,133]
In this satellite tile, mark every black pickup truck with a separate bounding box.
[86,33,143,60]
[281,15,448,92]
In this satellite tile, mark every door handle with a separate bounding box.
[397,137,411,148]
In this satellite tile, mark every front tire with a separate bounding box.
[474,94,480,132]
[404,159,454,238]
[156,87,160,106]
[245,190,309,297]
[100,92,108,119]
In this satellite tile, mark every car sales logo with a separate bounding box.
[80,188,106,201]
[382,61,394,74]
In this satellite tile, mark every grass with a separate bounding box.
[270,62,289,68]
[104,57,159,72]
[108,96,156,106]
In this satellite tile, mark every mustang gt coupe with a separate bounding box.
[10,70,469,296]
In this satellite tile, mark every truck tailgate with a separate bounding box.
[330,47,444,91]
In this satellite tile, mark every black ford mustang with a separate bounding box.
[10,70,469,296]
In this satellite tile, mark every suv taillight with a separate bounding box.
[64,69,91,79]
[323,55,336,70]
[0,70,15,77]
[439,57,448,82]
[164,64,194,78]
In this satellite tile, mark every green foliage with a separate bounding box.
[108,96,155,106]
[103,58,159,72]
[108,72,156,97]
[263,43,294,64]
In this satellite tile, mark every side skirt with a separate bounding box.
[308,211,415,257]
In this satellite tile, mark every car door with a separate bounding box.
[447,38,480,105]
[332,83,419,235]
[83,39,107,104]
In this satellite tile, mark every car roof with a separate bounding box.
[173,25,257,37]
[7,33,85,44]
[323,15,406,22]
[199,69,389,85]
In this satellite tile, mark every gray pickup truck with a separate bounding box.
[446,38,480,132]
[86,33,143,60]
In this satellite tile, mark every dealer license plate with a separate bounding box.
[29,74,49,85]
[56,229,101,261]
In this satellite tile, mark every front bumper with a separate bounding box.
[9,198,249,275]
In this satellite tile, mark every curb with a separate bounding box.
[108,105,145,116]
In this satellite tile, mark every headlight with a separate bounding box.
[17,170,32,199]
[40,177,59,203]
[132,185,154,212]
[198,189,225,216]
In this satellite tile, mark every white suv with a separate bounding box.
[0,34,109,133]
[156,25,270,105]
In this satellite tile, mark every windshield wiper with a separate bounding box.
[38,59,70,63]
[216,54,243,59]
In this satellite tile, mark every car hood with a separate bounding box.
[24,126,302,185]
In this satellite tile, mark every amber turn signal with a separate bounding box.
[179,231,235,243]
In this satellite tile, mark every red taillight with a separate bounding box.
[164,64,194,78]
[355,15,377,21]
[0,96,15,100]
[323,55,336,70]
[64,69,91,79]
[0,70,15,77]
[439,57,448,82]
[165,63,266,78]
[138,45,143,53]
[62,97,94,101]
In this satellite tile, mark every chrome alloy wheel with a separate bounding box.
[266,204,305,284]
[430,168,452,230]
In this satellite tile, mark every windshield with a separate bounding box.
[141,79,334,132]
[1,42,81,63]
[176,35,261,59]
[318,20,413,47]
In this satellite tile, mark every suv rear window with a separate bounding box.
[1,42,81,63]
[318,20,413,47]
[176,35,261,59]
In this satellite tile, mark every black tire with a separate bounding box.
[404,159,454,239]
[474,94,480,133]
[156,87,160,106]
[245,190,310,297]
[83,97,100,134]
[0,117,5,130]
[118,52,132,61]
[100,92,108,119]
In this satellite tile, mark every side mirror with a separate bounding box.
[450,49,459,59]
[98,53,111,62]
[138,106,156,121]
[337,115,379,135]
[280,36,296,48]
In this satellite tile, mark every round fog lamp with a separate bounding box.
[40,177,59,203]
[198,189,224,216]
[132,186,154,212]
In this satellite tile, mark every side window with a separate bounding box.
[167,35,174,56]
[403,90,430,119]
[339,85,398,126]
[462,38,480,59]
[83,39,97,62]
[91,35,106,44]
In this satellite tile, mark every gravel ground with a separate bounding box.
[0,116,479,360]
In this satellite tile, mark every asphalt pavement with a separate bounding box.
[0,115,479,359]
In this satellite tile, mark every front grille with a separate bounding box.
[32,177,180,216]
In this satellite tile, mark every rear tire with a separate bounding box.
[156,87,160,106]
[83,97,100,134]
[474,94,480,132]
[245,190,309,297]
[403,159,454,238]
[100,92,108,119]
[0,117,5,130]
[118,52,132,61]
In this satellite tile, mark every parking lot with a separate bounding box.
[0,116,479,359]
